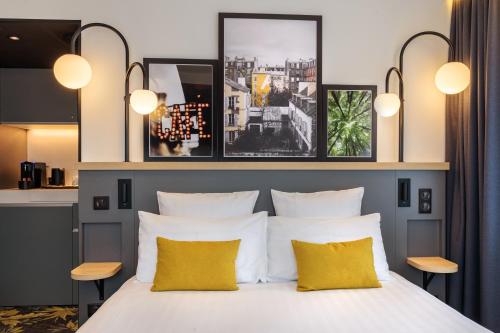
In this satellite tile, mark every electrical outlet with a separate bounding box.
[93,196,109,210]
[418,189,432,214]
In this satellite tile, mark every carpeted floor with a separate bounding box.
[0,306,78,333]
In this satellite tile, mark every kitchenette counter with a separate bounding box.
[0,188,78,206]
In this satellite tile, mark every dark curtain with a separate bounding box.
[446,0,500,331]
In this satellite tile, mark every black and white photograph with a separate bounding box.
[323,85,377,162]
[143,59,217,161]
[219,13,322,159]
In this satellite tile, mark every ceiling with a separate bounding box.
[0,19,80,68]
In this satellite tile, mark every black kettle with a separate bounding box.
[49,168,65,186]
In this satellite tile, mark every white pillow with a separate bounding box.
[271,188,364,218]
[267,213,390,282]
[157,190,259,218]
[137,211,267,283]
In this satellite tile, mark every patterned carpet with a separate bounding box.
[0,306,78,333]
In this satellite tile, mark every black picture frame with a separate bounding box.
[322,84,377,162]
[218,13,323,161]
[143,58,219,161]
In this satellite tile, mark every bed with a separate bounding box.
[78,272,489,333]
[77,173,486,331]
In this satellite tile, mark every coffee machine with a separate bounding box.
[19,161,47,189]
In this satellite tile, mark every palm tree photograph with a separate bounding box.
[323,85,377,161]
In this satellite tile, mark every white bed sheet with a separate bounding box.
[78,272,489,333]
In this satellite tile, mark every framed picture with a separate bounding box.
[219,13,322,160]
[322,85,377,161]
[143,58,218,161]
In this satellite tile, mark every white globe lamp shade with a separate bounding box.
[53,54,92,89]
[435,62,470,94]
[130,89,158,115]
[374,93,401,117]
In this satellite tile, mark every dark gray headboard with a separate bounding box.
[132,170,397,263]
[78,168,446,323]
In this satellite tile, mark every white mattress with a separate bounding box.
[78,272,489,333]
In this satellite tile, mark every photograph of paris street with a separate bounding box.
[223,18,318,157]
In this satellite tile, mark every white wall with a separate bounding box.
[2,0,451,162]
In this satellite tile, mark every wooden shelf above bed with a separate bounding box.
[77,162,450,171]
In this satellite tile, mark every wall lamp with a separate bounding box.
[374,31,470,162]
[52,23,158,162]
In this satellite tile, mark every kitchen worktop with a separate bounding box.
[0,188,78,206]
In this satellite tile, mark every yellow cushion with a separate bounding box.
[292,237,381,291]
[151,237,241,291]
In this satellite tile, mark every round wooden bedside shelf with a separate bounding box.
[71,262,122,300]
[71,262,122,281]
[407,256,458,290]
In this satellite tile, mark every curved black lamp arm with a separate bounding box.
[124,62,149,162]
[125,62,147,92]
[385,67,404,94]
[391,31,454,162]
[384,66,405,162]
[70,22,130,72]
[69,23,131,162]
[399,31,454,75]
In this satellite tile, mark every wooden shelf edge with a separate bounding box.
[77,162,450,171]
[407,257,458,274]
[71,262,122,281]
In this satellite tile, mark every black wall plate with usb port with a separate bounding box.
[93,196,109,210]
